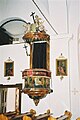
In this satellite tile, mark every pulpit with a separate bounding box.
[22,14,53,106]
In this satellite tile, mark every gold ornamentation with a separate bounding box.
[23,32,50,43]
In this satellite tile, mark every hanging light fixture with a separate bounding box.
[22,13,53,106]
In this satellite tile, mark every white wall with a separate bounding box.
[67,0,80,119]
[0,0,80,119]
[0,43,29,84]
[6,88,16,112]
[50,34,71,117]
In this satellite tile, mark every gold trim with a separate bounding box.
[30,44,32,68]
[46,42,50,70]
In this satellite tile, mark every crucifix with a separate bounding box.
[30,12,35,23]
[72,88,79,95]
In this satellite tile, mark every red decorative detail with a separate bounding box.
[22,69,51,78]
[27,69,33,76]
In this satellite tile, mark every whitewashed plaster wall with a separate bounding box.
[6,88,16,112]
[49,34,72,117]
[0,0,80,120]
[0,43,29,84]
[49,1,80,119]
[67,1,80,119]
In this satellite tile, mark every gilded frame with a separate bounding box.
[4,58,14,77]
[56,58,67,76]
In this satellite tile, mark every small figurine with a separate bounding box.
[24,12,46,33]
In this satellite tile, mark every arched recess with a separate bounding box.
[0,17,27,45]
